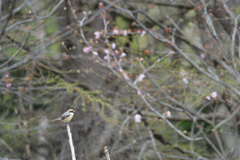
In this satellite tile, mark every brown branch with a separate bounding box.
[0,0,17,40]
[213,0,239,45]
[129,1,193,9]
[4,35,31,52]
[0,32,30,68]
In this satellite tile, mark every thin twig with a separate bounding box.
[0,0,16,40]
[148,129,162,160]
[0,32,30,68]
[67,124,76,160]
[104,146,111,160]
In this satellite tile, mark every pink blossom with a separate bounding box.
[120,52,126,57]
[137,90,142,95]
[211,92,217,98]
[104,55,108,60]
[113,29,119,35]
[180,71,185,76]
[137,74,145,82]
[83,46,92,53]
[94,31,100,39]
[112,43,116,49]
[182,78,188,84]
[114,50,119,54]
[6,83,12,88]
[206,96,211,100]
[200,54,205,59]
[141,30,146,37]
[123,30,127,36]
[104,49,110,54]
[166,111,171,117]
[134,114,141,123]
[118,68,123,72]
[92,51,98,56]
[83,11,86,15]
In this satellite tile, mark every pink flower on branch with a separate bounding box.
[92,51,98,56]
[112,43,116,49]
[6,83,12,88]
[141,30,146,37]
[211,92,217,98]
[200,54,205,59]
[114,50,119,54]
[118,68,123,72]
[104,49,110,54]
[133,74,145,85]
[120,52,126,58]
[83,46,92,53]
[104,55,108,60]
[113,29,119,35]
[137,90,142,95]
[206,96,211,100]
[166,111,171,117]
[123,30,127,36]
[138,74,145,82]
[94,31,100,39]
[180,70,185,76]
[134,114,141,123]
[182,78,188,84]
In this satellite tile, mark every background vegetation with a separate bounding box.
[1,0,240,159]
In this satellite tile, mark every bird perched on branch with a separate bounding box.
[52,109,76,124]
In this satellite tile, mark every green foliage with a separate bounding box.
[115,16,130,29]
[130,35,139,52]
[45,17,58,35]
[176,121,193,132]
[115,36,129,46]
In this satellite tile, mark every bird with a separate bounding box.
[52,109,76,123]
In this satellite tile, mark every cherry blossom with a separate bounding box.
[120,52,126,57]
[104,49,110,54]
[180,70,186,76]
[137,90,142,95]
[104,55,108,60]
[94,31,100,39]
[211,92,217,98]
[92,51,98,56]
[123,30,127,36]
[166,111,171,117]
[137,74,145,82]
[206,96,211,100]
[6,83,12,88]
[113,29,119,35]
[141,30,146,37]
[112,43,116,49]
[114,50,119,54]
[83,46,92,53]
[118,68,123,72]
[134,114,141,123]
[182,78,188,84]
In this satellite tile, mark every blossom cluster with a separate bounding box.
[206,91,217,100]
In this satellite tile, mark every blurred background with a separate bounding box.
[1,0,240,159]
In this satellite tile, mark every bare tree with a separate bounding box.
[1,0,240,159]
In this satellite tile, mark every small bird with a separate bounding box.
[52,109,76,123]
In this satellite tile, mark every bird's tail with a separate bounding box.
[52,118,61,121]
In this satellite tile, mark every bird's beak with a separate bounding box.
[74,111,76,113]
